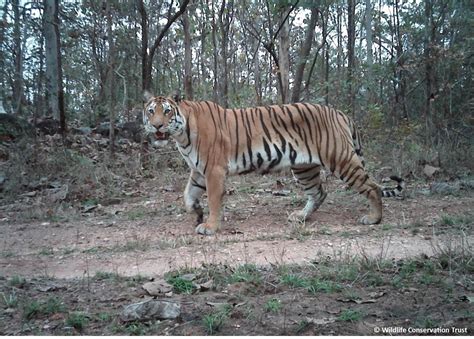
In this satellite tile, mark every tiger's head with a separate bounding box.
[143,92,186,140]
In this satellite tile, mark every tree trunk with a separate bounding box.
[347,0,356,117]
[137,0,148,92]
[291,7,318,103]
[12,0,23,115]
[218,0,234,108]
[0,1,8,113]
[393,0,407,120]
[424,0,436,143]
[278,6,290,104]
[106,1,116,157]
[43,0,66,133]
[365,0,373,103]
[336,3,343,100]
[182,9,193,100]
[210,0,219,103]
[139,0,190,91]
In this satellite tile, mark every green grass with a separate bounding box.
[1,250,15,258]
[1,292,18,308]
[167,276,195,294]
[22,297,66,320]
[8,275,26,287]
[113,238,150,252]
[307,278,342,294]
[264,298,282,313]
[127,208,147,221]
[229,264,261,284]
[124,322,148,335]
[338,309,363,322]
[94,271,121,281]
[439,213,473,228]
[97,312,112,322]
[23,300,42,320]
[280,273,309,288]
[295,319,311,334]
[43,297,66,314]
[364,271,385,287]
[66,312,89,331]
[203,304,232,335]
[82,246,101,254]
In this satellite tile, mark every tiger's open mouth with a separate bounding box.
[155,131,169,140]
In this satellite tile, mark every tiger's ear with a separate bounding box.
[173,89,182,103]
[143,90,154,102]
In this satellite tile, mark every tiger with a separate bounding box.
[143,92,404,235]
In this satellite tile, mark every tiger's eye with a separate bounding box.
[148,108,154,114]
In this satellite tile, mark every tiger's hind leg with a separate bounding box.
[184,170,206,225]
[288,165,327,222]
[339,157,382,225]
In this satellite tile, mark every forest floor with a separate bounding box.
[0,138,473,335]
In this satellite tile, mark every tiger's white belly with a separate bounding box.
[227,147,321,175]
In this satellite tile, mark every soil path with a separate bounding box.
[1,174,472,279]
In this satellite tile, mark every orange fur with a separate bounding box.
[143,96,403,235]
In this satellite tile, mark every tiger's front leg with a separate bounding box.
[183,170,206,225]
[195,168,226,236]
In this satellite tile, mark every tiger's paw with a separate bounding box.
[359,215,381,225]
[195,223,217,236]
[288,211,307,223]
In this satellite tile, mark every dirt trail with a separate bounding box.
[1,174,472,279]
[0,234,455,279]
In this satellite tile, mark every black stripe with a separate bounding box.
[295,104,314,144]
[263,137,271,161]
[289,143,297,165]
[258,109,272,140]
[284,105,302,137]
[304,182,320,191]
[191,179,206,191]
[232,109,239,162]
[243,109,254,167]
[257,153,264,168]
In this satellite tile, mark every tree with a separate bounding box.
[137,0,190,91]
[105,1,116,156]
[291,6,318,103]
[182,8,193,100]
[347,0,356,116]
[12,0,23,115]
[277,4,290,104]
[365,0,373,103]
[43,0,66,133]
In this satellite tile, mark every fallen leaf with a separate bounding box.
[368,291,386,299]
[199,280,213,291]
[142,280,173,296]
[337,298,377,304]
[306,316,337,325]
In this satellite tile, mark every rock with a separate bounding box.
[142,280,173,296]
[423,164,440,177]
[199,279,214,291]
[120,299,180,322]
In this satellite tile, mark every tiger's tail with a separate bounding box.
[381,175,404,197]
